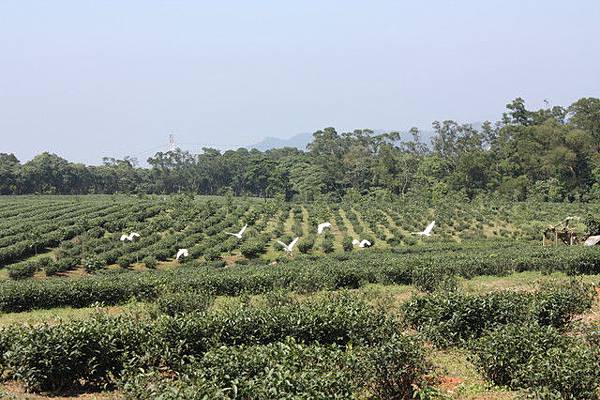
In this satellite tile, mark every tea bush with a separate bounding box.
[472,324,600,399]
[0,292,399,392]
[7,263,36,280]
[1,246,599,313]
[121,335,433,400]
[154,290,215,316]
[403,282,595,347]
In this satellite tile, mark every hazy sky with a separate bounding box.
[1,1,599,164]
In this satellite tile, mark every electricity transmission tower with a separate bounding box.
[168,134,177,152]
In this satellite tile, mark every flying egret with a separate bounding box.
[412,221,436,237]
[317,222,332,234]
[176,248,189,260]
[225,224,248,239]
[276,237,299,253]
[120,234,129,242]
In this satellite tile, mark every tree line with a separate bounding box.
[1,97,599,202]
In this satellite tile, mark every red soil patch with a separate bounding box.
[439,376,463,392]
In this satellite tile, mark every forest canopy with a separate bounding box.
[1,97,600,202]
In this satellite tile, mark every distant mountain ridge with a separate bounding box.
[248,132,314,151]
[246,124,493,152]
[248,129,439,152]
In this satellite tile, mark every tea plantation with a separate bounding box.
[0,195,598,399]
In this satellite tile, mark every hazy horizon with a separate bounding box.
[1,1,599,164]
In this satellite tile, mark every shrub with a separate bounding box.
[7,263,36,280]
[122,339,361,399]
[403,282,595,347]
[322,237,335,253]
[411,265,457,293]
[531,281,596,329]
[34,256,53,269]
[83,255,104,273]
[44,261,61,276]
[297,236,315,254]
[403,235,418,246]
[472,324,600,399]
[203,248,221,261]
[1,313,149,392]
[117,255,132,268]
[342,236,354,252]
[239,239,266,259]
[142,256,157,269]
[122,335,434,400]
[154,290,214,316]
[1,292,399,393]
[360,334,433,399]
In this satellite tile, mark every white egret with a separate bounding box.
[412,221,435,237]
[276,237,299,253]
[225,224,248,239]
[176,248,189,260]
[120,232,140,242]
[352,239,372,248]
[317,222,332,234]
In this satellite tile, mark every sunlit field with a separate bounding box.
[0,195,598,399]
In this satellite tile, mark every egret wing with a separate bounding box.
[424,221,435,235]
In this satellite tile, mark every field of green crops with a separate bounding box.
[0,195,599,399]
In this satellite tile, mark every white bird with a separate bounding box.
[276,237,300,253]
[317,222,332,235]
[128,232,140,241]
[413,221,436,237]
[176,248,189,260]
[225,224,248,239]
[352,239,371,248]
[120,232,140,242]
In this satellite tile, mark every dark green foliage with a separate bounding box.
[203,247,221,261]
[1,313,149,392]
[7,263,36,280]
[472,324,600,399]
[297,236,314,254]
[142,256,157,269]
[117,255,133,268]
[403,282,595,347]
[0,273,159,312]
[122,339,362,399]
[239,239,267,259]
[360,334,432,399]
[2,245,600,313]
[321,236,335,253]
[531,281,595,328]
[83,255,104,273]
[154,290,214,316]
[0,293,402,393]
[2,96,600,202]
[122,335,433,400]
[342,235,354,252]
[584,213,600,236]
[411,265,457,293]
